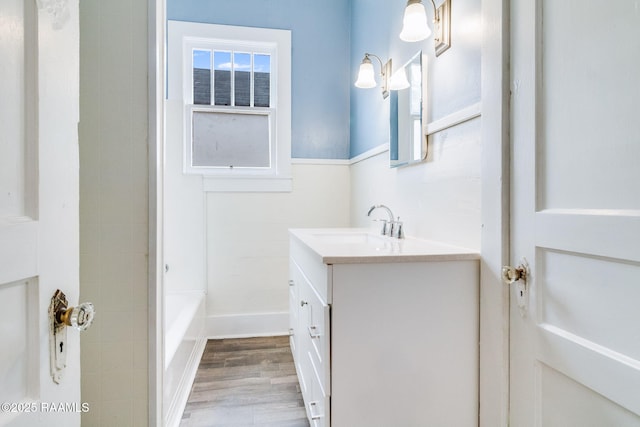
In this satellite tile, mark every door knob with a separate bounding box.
[56,302,95,331]
[502,258,529,317]
[501,264,526,284]
[49,290,95,383]
[51,289,95,331]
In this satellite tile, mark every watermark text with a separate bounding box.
[1,402,90,413]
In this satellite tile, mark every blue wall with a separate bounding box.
[350,0,395,157]
[168,0,351,159]
[350,0,482,157]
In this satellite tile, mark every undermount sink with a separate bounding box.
[290,228,479,264]
[310,231,386,245]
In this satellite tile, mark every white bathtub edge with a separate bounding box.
[165,291,206,370]
[206,312,289,339]
[165,335,206,427]
[164,291,206,427]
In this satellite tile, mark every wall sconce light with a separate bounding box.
[355,53,393,98]
[399,0,451,56]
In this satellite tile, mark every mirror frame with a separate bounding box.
[389,51,427,168]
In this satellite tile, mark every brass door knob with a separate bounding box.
[56,302,95,331]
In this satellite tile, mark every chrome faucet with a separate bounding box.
[367,204,404,238]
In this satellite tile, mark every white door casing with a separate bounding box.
[510,1,640,425]
[0,0,81,426]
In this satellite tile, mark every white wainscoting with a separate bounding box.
[205,163,351,338]
[350,116,482,250]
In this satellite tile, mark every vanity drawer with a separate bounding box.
[306,352,330,427]
[296,340,312,406]
[290,237,332,303]
[299,269,331,395]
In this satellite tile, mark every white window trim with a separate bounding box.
[168,20,292,192]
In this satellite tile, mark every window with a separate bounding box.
[192,49,271,108]
[168,21,292,192]
[191,109,271,168]
[184,40,277,174]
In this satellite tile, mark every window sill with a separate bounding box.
[202,176,292,193]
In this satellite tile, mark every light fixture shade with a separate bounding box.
[389,68,411,90]
[399,1,431,42]
[354,57,377,88]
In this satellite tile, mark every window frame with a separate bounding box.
[168,21,292,192]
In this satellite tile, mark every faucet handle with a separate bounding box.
[380,219,390,236]
[391,217,404,239]
[372,219,390,236]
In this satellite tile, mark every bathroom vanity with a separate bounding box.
[289,228,480,427]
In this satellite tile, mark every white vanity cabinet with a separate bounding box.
[290,240,331,427]
[289,229,480,427]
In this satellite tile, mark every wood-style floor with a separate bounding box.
[180,336,310,427]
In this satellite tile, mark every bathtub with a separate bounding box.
[163,291,206,427]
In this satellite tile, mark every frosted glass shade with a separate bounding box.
[355,60,377,88]
[389,68,411,90]
[399,1,431,42]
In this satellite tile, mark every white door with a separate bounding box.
[509,1,640,425]
[0,0,81,426]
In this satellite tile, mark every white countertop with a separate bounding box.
[289,228,480,264]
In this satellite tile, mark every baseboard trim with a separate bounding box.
[206,312,289,339]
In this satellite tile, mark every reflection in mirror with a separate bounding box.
[390,52,425,168]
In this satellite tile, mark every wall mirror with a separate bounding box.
[390,51,426,168]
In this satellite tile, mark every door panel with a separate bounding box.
[0,1,39,418]
[0,0,27,219]
[510,0,640,425]
[537,364,640,427]
[0,0,81,425]
[538,2,640,211]
[0,279,38,407]
[0,222,38,285]
[538,249,640,360]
